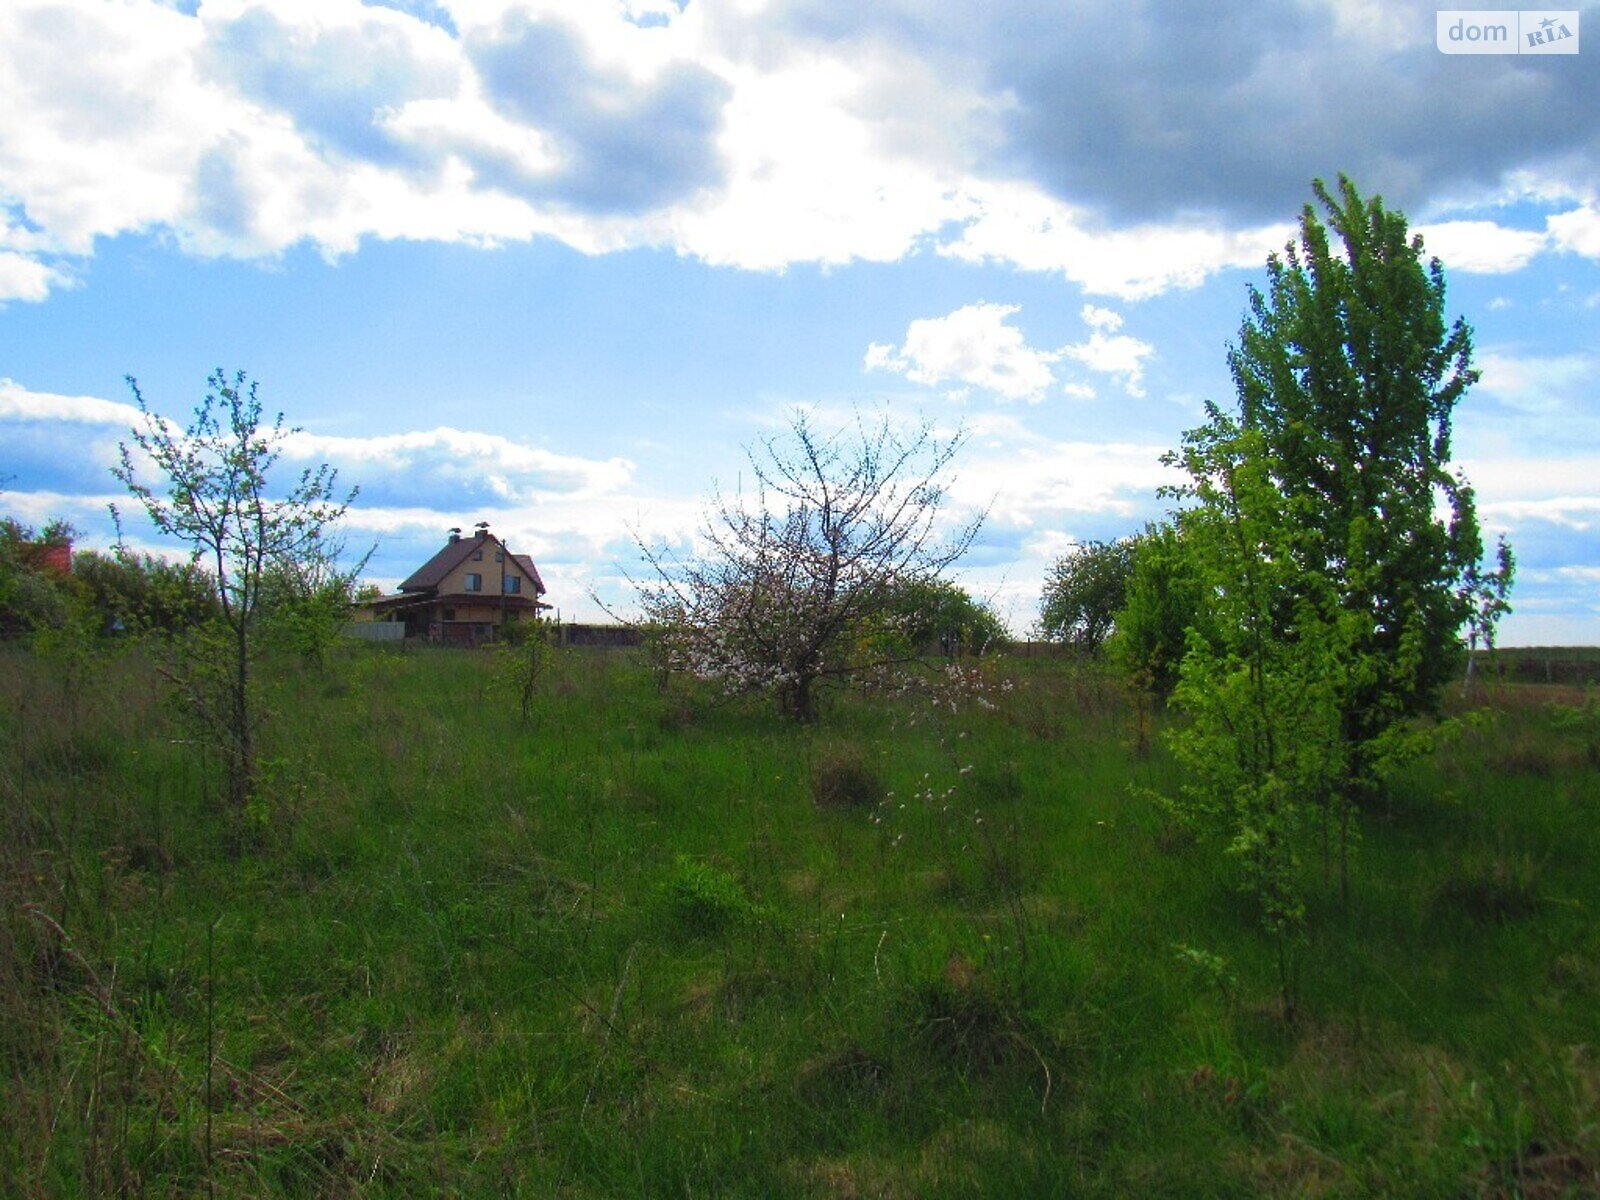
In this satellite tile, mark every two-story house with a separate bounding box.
[357,524,548,644]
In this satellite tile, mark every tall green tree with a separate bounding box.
[115,370,357,816]
[1158,178,1513,1011]
[1037,537,1136,654]
[1207,175,1509,804]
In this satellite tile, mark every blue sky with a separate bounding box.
[1,0,1597,641]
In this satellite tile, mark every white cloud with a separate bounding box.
[0,2,223,258]
[1059,304,1153,398]
[1477,496,1600,532]
[953,437,1181,527]
[0,251,67,303]
[1475,351,1594,414]
[937,181,1294,300]
[865,301,1153,403]
[1548,204,1600,259]
[1459,452,1600,499]
[1414,220,1547,274]
[0,379,146,427]
[0,0,1595,309]
[0,487,127,527]
[283,426,635,498]
[0,377,637,502]
[666,50,975,270]
[1524,565,1600,585]
[865,302,1059,403]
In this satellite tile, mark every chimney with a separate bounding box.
[448,526,462,543]
[474,520,490,540]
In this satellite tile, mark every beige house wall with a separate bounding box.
[438,601,523,624]
[437,537,538,601]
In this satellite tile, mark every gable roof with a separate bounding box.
[400,536,481,591]
[512,554,545,594]
[399,532,547,596]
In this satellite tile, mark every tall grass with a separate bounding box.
[1,641,1596,1196]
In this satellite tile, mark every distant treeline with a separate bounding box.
[1481,647,1600,686]
[555,623,644,648]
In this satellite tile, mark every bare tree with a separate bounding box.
[115,370,357,815]
[632,413,982,722]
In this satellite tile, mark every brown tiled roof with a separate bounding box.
[512,554,546,594]
[399,536,481,591]
[399,533,547,598]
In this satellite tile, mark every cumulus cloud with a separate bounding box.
[865,303,1059,402]
[954,438,1181,528]
[1548,204,1600,259]
[773,0,1600,224]
[201,0,463,167]
[0,0,1588,301]
[1415,220,1549,274]
[1059,305,1153,397]
[0,378,635,502]
[0,378,145,427]
[463,8,730,212]
[1478,496,1600,532]
[866,301,1152,401]
[937,181,1295,299]
[0,251,67,303]
[282,426,635,500]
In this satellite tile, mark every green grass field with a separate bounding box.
[3,642,1597,1197]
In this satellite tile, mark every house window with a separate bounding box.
[464,573,482,592]
[443,607,456,621]
[495,551,504,562]
[473,550,483,561]
[504,576,521,594]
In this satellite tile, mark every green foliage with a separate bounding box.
[1038,536,1135,653]
[663,854,763,935]
[1162,432,1349,1015]
[114,370,357,814]
[73,547,220,635]
[492,615,552,723]
[880,577,1009,659]
[1172,943,1237,1006]
[256,533,370,668]
[1219,175,1509,758]
[1108,522,1212,701]
[0,516,76,636]
[1152,177,1513,1015]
